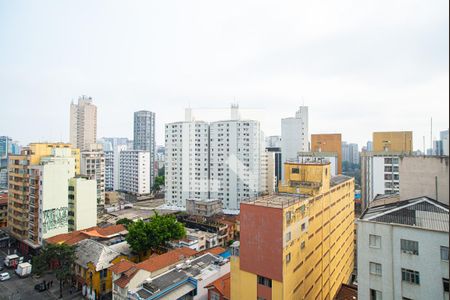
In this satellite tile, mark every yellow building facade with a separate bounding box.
[231,162,355,300]
[7,143,80,252]
[373,131,413,153]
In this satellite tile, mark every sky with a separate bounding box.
[0,0,449,150]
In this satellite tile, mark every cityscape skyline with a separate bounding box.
[0,1,448,148]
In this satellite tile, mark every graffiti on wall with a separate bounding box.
[43,207,68,234]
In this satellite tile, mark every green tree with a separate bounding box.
[152,175,165,192]
[116,218,134,228]
[126,213,186,259]
[33,243,77,298]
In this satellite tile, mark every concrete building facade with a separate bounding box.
[360,152,402,210]
[119,150,150,195]
[399,156,449,205]
[231,162,355,300]
[7,143,79,251]
[281,107,309,174]
[134,111,156,187]
[70,95,97,150]
[68,177,97,231]
[298,151,339,176]
[165,107,263,212]
[80,143,105,206]
[357,197,449,300]
[311,133,342,174]
[373,131,413,153]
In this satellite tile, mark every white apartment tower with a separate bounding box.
[165,106,263,212]
[70,95,97,150]
[119,150,150,195]
[281,106,309,180]
[134,111,156,187]
[165,119,211,207]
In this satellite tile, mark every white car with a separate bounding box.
[0,272,10,281]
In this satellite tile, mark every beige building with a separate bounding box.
[186,198,222,217]
[81,143,105,206]
[311,134,343,174]
[399,156,449,205]
[68,177,98,231]
[373,131,413,153]
[70,95,97,150]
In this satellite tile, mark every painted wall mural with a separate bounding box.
[43,207,68,234]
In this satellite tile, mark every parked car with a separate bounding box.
[34,282,47,292]
[0,272,11,281]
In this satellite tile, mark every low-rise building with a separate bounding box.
[357,196,449,300]
[130,253,230,300]
[186,199,222,217]
[111,247,197,300]
[74,239,126,299]
[205,272,230,300]
[46,224,128,246]
[298,151,339,176]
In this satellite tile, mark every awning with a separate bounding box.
[157,283,196,300]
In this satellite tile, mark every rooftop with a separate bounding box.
[134,253,222,300]
[360,196,449,232]
[331,175,352,186]
[136,247,197,273]
[75,239,122,271]
[46,224,127,245]
[243,193,309,209]
[205,272,230,299]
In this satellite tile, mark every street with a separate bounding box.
[0,247,83,300]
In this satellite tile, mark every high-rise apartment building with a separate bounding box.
[281,107,309,176]
[80,143,105,206]
[104,150,114,191]
[119,150,150,195]
[134,111,156,187]
[210,119,262,211]
[28,149,75,247]
[231,162,355,299]
[165,107,263,212]
[342,142,359,165]
[70,95,97,150]
[266,135,282,148]
[373,131,413,153]
[7,143,78,251]
[0,136,20,189]
[311,133,343,174]
[165,120,211,207]
[357,197,448,300]
[68,177,97,231]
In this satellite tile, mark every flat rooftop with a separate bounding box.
[243,193,309,209]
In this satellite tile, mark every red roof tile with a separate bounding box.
[46,224,127,245]
[136,247,197,273]
[114,268,138,288]
[206,272,230,299]
[109,259,136,274]
[197,247,226,256]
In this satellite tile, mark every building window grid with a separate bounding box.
[401,268,420,285]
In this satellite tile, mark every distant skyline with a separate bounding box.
[0,1,448,149]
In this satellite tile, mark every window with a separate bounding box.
[292,168,300,174]
[301,223,307,231]
[286,211,292,222]
[402,269,420,285]
[370,289,382,300]
[286,253,291,264]
[441,246,449,261]
[286,232,291,242]
[369,234,381,248]
[210,291,221,300]
[300,241,306,249]
[370,262,382,276]
[401,239,419,255]
[257,275,272,288]
[443,278,449,292]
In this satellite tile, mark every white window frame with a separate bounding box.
[369,234,381,249]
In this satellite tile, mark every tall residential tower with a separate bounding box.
[133,111,156,187]
[70,96,97,150]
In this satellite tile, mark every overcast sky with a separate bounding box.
[0,0,448,149]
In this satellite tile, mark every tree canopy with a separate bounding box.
[116,218,134,228]
[126,213,185,257]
